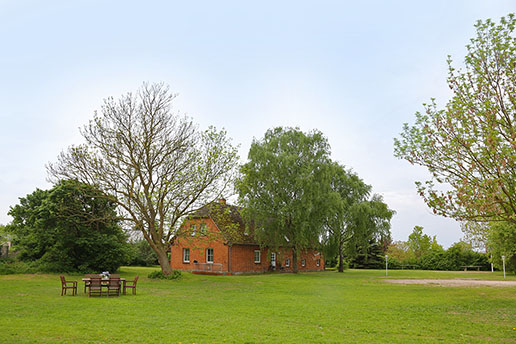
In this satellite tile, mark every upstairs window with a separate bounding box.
[200,223,207,235]
[254,250,261,263]
[206,248,214,263]
[191,225,197,236]
[183,248,190,263]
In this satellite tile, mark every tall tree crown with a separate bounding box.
[238,127,331,251]
[47,83,239,274]
[394,14,516,223]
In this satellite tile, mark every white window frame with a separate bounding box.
[191,225,197,236]
[301,259,306,267]
[183,248,190,263]
[206,248,214,263]
[254,250,261,263]
[200,223,207,235]
[316,259,320,267]
[285,258,290,267]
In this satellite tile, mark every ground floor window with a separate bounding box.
[206,248,214,263]
[254,250,261,263]
[183,248,190,263]
[285,258,290,267]
[316,259,321,267]
[301,259,306,267]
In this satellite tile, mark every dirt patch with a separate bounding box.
[384,279,516,287]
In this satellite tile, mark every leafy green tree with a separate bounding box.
[238,127,331,272]
[346,195,394,268]
[407,226,432,259]
[48,83,239,275]
[488,221,516,273]
[127,239,159,266]
[430,235,444,252]
[394,14,516,224]
[7,180,128,272]
[325,162,371,272]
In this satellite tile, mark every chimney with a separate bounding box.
[218,198,226,205]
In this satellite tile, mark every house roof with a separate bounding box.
[190,200,257,245]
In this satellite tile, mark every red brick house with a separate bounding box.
[170,199,324,275]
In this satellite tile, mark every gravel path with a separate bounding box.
[384,279,516,287]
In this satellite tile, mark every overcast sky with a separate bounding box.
[1,1,514,247]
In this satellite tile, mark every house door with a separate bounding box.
[271,252,276,268]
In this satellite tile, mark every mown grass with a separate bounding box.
[1,267,516,343]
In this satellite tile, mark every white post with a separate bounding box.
[502,256,506,279]
[385,255,388,276]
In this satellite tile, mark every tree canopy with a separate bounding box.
[324,162,394,271]
[237,127,331,272]
[6,180,128,272]
[48,83,239,274]
[344,194,394,268]
[394,14,516,224]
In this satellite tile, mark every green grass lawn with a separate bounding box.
[1,267,516,343]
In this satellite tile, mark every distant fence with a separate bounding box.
[193,263,223,274]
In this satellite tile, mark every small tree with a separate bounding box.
[48,83,239,275]
[407,226,432,259]
[238,127,331,272]
[394,14,516,224]
[7,180,128,272]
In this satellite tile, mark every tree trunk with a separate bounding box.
[156,247,173,275]
[292,247,298,273]
[338,241,344,273]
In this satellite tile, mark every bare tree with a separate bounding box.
[48,83,239,275]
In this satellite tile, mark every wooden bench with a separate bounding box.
[401,265,418,270]
[461,265,481,271]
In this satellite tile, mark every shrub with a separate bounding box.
[147,270,182,280]
[0,259,37,275]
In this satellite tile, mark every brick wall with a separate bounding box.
[170,218,230,273]
[230,246,324,274]
[171,216,325,274]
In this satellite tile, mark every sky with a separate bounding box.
[0,0,514,247]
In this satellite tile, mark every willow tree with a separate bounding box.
[237,127,331,272]
[394,14,516,224]
[48,83,239,275]
[325,162,371,272]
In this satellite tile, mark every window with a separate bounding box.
[254,250,261,263]
[200,223,207,235]
[191,225,197,236]
[301,259,306,267]
[285,258,290,267]
[206,248,214,263]
[183,248,190,263]
[316,259,321,267]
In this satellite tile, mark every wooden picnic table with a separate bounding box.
[82,277,127,294]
